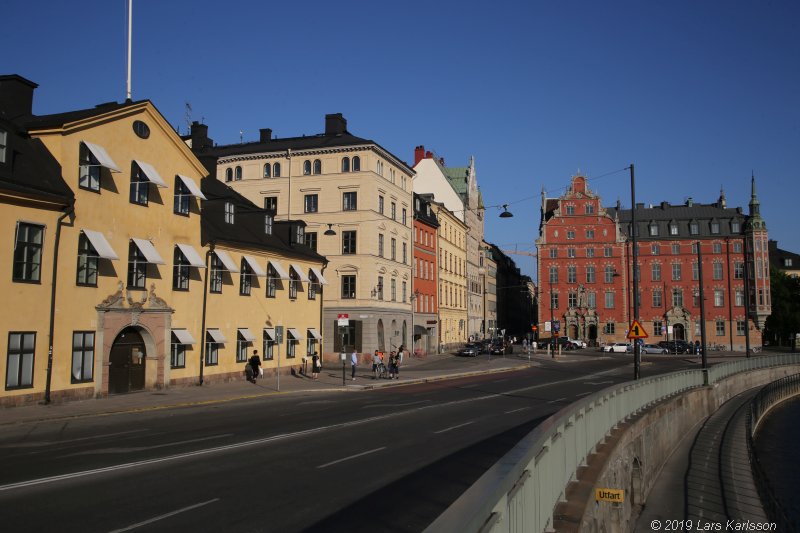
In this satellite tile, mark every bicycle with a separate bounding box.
[375,362,389,379]
[751,346,762,354]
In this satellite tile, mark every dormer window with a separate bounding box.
[649,223,659,236]
[294,224,305,244]
[669,221,678,235]
[731,220,740,233]
[690,221,699,235]
[710,220,720,234]
[0,128,7,164]
[224,202,235,224]
[264,213,273,235]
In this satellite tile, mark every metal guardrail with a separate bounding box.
[746,372,800,532]
[426,354,800,533]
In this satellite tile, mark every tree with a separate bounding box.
[765,266,800,349]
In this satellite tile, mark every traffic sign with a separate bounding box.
[337,313,349,327]
[626,320,649,339]
[552,320,560,333]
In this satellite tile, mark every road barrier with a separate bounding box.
[425,354,800,533]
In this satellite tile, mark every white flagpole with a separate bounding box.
[126,0,133,101]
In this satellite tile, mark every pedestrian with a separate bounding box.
[393,350,401,380]
[350,349,358,380]
[247,351,261,384]
[397,344,405,365]
[311,353,320,380]
[388,351,396,379]
[372,350,381,379]
[695,340,701,356]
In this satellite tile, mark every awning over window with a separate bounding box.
[131,238,166,264]
[310,267,328,285]
[290,264,311,282]
[213,250,239,273]
[263,328,276,341]
[82,141,121,172]
[172,329,197,345]
[307,328,322,340]
[133,160,168,187]
[82,229,119,260]
[268,260,290,280]
[176,174,207,200]
[287,328,303,340]
[243,255,267,277]
[206,329,226,343]
[176,243,205,268]
[237,328,256,342]
[414,325,428,335]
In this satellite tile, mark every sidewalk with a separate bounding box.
[0,349,592,427]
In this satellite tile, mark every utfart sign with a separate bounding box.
[595,488,625,503]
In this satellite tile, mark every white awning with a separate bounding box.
[82,141,121,173]
[131,238,166,264]
[206,329,227,343]
[214,250,239,273]
[171,329,197,345]
[243,255,267,277]
[82,229,119,260]
[307,328,322,340]
[176,174,207,200]
[287,328,303,340]
[263,328,276,341]
[237,328,256,342]
[310,267,328,285]
[268,260,290,280]
[176,243,205,268]
[290,264,310,282]
[133,160,168,188]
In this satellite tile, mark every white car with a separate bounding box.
[566,338,587,348]
[603,342,631,353]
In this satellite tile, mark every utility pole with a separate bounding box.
[742,237,752,358]
[630,164,641,379]
[698,242,708,371]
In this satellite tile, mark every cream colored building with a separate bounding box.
[482,239,498,339]
[431,201,468,350]
[190,115,414,358]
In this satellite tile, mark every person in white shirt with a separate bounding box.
[350,350,358,380]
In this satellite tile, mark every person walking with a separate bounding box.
[350,349,358,380]
[372,350,381,379]
[247,351,261,384]
[311,353,320,380]
[393,350,401,380]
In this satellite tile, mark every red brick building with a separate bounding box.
[536,175,770,349]
[413,193,439,355]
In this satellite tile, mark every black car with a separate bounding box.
[489,342,512,355]
[457,343,481,357]
[658,340,693,354]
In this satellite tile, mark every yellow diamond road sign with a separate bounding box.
[627,320,649,339]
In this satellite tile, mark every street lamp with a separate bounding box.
[410,288,420,356]
[499,204,514,218]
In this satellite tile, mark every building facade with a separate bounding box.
[536,175,770,350]
[413,193,439,355]
[482,240,498,339]
[430,200,468,350]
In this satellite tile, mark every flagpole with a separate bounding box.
[126,0,133,101]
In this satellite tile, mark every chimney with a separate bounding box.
[190,121,213,150]
[439,157,445,166]
[414,145,425,165]
[325,113,347,136]
[259,128,272,143]
[660,201,669,209]
[686,197,694,207]
[636,202,644,209]
[426,151,433,159]
[0,74,38,118]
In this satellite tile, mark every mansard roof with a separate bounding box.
[608,201,748,240]
[413,192,440,228]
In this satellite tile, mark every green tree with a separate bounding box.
[765,266,800,348]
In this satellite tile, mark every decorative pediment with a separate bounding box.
[96,282,172,311]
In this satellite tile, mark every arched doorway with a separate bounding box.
[109,327,146,394]
[377,319,385,352]
[673,323,686,341]
[588,324,598,345]
[568,324,578,339]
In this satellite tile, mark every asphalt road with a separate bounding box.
[0,354,695,532]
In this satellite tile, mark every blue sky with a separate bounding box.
[6,1,799,279]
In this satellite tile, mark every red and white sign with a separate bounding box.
[337,314,349,326]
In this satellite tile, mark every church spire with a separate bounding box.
[718,185,727,208]
[749,172,760,218]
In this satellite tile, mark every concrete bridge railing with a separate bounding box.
[425,354,800,533]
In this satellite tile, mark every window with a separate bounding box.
[378,234,384,257]
[670,223,678,235]
[402,208,407,225]
[604,291,615,308]
[567,248,576,258]
[240,258,252,296]
[567,265,576,283]
[391,238,396,261]
[587,291,596,308]
[567,231,575,240]
[289,269,299,299]
[586,230,595,239]
[714,289,724,307]
[127,242,147,289]
[568,292,577,308]
[731,221,740,233]
[343,191,357,211]
[170,333,186,368]
[263,331,275,360]
[604,322,615,335]
[266,264,278,298]
[273,163,281,177]
[225,168,233,182]
[711,221,720,234]
[376,276,384,300]
[692,242,699,254]
[713,262,723,280]
[586,248,595,258]
[391,279,396,301]
[265,214,273,235]
[605,265,615,283]
[342,275,356,299]
[402,243,407,264]
[379,196,384,214]
[565,205,575,215]
[549,249,557,258]
[304,231,317,252]
[736,320,746,336]
[586,266,596,283]
[342,157,350,172]
[234,166,242,181]
[6,332,35,389]
[550,292,558,309]
[0,128,6,164]
[313,159,322,175]
[402,281,407,302]
[712,243,722,254]
[692,261,699,280]
[342,231,357,254]
[205,333,219,366]
[653,289,662,307]
[79,143,101,191]
[130,163,149,205]
[76,233,98,286]
[225,202,235,224]
[649,224,659,236]
[391,202,396,220]
[671,263,681,281]
[352,156,361,171]
[735,289,744,306]
[651,263,661,282]
[263,163,271,178]
[237,331,249,362]
[715,320,725,336]
[651,244,660,255]
[287,338,297,358]
[308,271,318,300]
[549,266,558,283]
[210,255,223,293]
[264,196,277,214]
[303,160,311,175]
[173,247,190,291]
[733,242,742,253]
[585,204,595,214]
[690,221,699,235]
[672,288,683,307]
[304,194,318,213]
[174,177,190,215]
[671,243,679,255]
[71,331,94,383]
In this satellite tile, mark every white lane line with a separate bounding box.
[65,434,233,456]
[434,421,475,434]
[584,380,613,385]
[317,447,386,469]
[363,400,431,409]
[576,391,593,397]
[547,398,567,404]
[504,407,531,414]
[108,498,219,532]
[0,429,149,449]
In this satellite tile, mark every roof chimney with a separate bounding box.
[324,113,347,136]
[414,145,425,165]
[686,197,694,207]
[0,74,38,119]
[259,128,272,143]
[190,121,212,150]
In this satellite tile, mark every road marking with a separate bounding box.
[584,380,613,385]
[547,398,567,404]
[576,392,593,397]
[108,498,219,532]
[0,429,149,449]
[434,421,474,434]
[363,400,431,409]
[317,447,386,469]
[504,407,531,414]
[65,434,233,456]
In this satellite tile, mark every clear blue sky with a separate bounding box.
[6,1,799,279]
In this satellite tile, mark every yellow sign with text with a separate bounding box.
[595,488,625,503]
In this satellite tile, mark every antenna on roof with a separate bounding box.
[239,130,244,144]
[184,102,192,133]
[125,0,133,101]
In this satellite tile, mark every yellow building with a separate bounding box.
[0,75,325,406]
[430,200,468,350]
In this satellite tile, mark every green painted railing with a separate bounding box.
[425,354,800,533]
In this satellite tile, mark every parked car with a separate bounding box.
[641,343,668,354]
[603,342,632,353]
[657,340,693,354]
[566,338,587,349]
[457,343,481,357]
[489,341,512,355]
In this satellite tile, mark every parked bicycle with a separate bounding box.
[751,346,762,354]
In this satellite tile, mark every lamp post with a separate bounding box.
[696,241,708,371]
[742,236,752,358]
[629,164,642,380]
[410,288,420,356]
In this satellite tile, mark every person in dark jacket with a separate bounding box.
[247,351,261,383]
